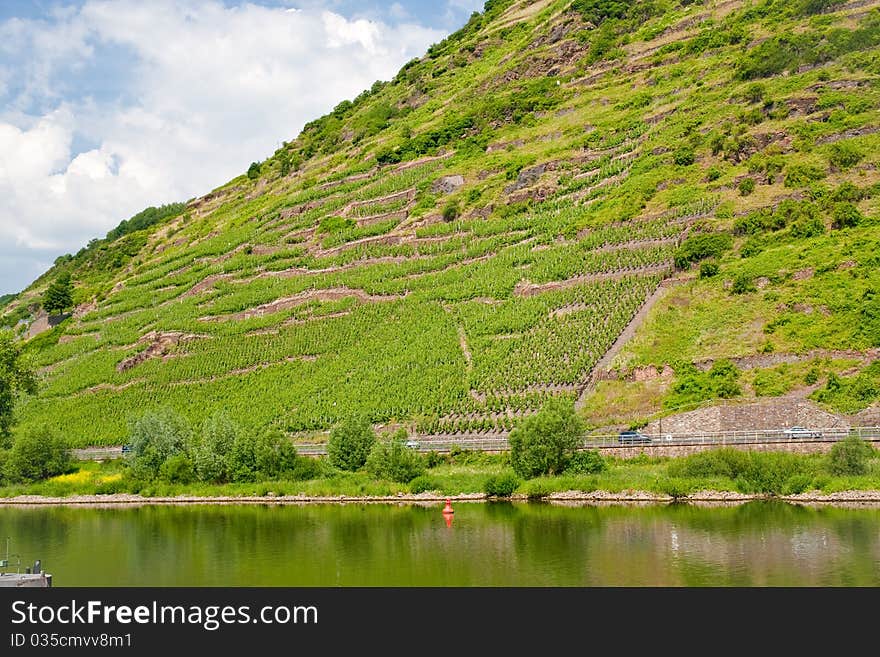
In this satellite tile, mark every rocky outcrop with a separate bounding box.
[431,175,464,194]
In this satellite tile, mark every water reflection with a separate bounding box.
[0,501,878,586]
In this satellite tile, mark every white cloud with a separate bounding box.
[0,0,446,294]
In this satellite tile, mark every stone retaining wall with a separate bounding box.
[643,399,846,435]
[595,438,880,459]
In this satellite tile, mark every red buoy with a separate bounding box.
[442,498,454,514]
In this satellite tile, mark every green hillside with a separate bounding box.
[4,0,880,447]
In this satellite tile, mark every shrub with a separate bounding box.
[442,202,459,222]
[228,428,299,482]
[484,472,520,497]
[509,398,584,478]
[327,416,376,471]
[127,409,191,482]
[738,178,755,196]
[731,274,756,294]
[408,475,440,494]
[658,477,691,500]
[564,450,607,474]
[668,448,751,479]
[831,202,863,229]
[158,453,195,484]
[699,261,719,278]
[673,233,733,269]
[192,412,238,483]
[247,162,261,180]
[365,430,425,483]
[4,427,71,483]
[828,437,876,476]
[784,163,825,188]
[828,142,864,171]
[318,216,355,233]
[673,147,695,166]
[667,449,810,494]
[735,452,810,495]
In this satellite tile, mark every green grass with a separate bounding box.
[3,449,880,499]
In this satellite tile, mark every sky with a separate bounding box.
[0,0,483,296]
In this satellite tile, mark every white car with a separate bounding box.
[783,426,822,439]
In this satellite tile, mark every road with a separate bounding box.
[71,426,880,459]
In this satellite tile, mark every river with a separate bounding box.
[1,501,878,586]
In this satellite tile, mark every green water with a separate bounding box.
[1,501,879,586]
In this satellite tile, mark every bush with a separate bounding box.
[127,409,191,482]
[408,475,440,494]
[365,430,425,483]
[831,202,863,229]
[784,163,826,188]
[673,147,695,166]
[159,453,195,484]
[667,449,810,494]
[731,274,756,294]
[442,202,459,222]
[327,416,376,471]
[509,398,584,478]
[192,412,238,483]
[228,428,299,482]
[564,450,607,474]
[828,142,863,171]
[738,178,755,196]
[484,472,520,497]
[4,427,71,483]
[736,452,811,495]
[318,216,355,233]
[673,233,733,269]
[247,162,261,180]
[828,437,876,476]
[699,261,719,278]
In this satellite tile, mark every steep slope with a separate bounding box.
[4,0,880,446]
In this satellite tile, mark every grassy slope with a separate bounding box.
[3,0,880,446]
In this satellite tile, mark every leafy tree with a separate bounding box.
[4,426,70,483]
[192,412,238,483]
[228,428,299,482]
[828,437,875,476]
[43,272,73,314]
[127,408,191,481]
[365,429,425,483]
[0,332,37,447]
[327,415,375,471]
[509,398,584,478]
[247,162,262,180]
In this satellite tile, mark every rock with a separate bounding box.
[432,175,465,194]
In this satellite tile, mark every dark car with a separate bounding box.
[618,430,652,444]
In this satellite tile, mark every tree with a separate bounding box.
[828,437,876,476]
[365,429,425,483]
[192,412,238,483]
[0,331,37,447]
[327,415,375,471]
[247,162,261,180]
[4,426,70,483]
[509,398,584,478]
[127,408,191,481]
[228,428,299,482]
[43,272,73,314]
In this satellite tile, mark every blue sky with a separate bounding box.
[0,0,483,296]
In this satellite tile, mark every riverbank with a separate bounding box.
[4,488,880,506]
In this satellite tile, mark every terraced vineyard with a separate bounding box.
[4,0,880,446]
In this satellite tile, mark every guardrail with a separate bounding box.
[70,426,880,459]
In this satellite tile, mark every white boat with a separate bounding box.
[0,540,52,587]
